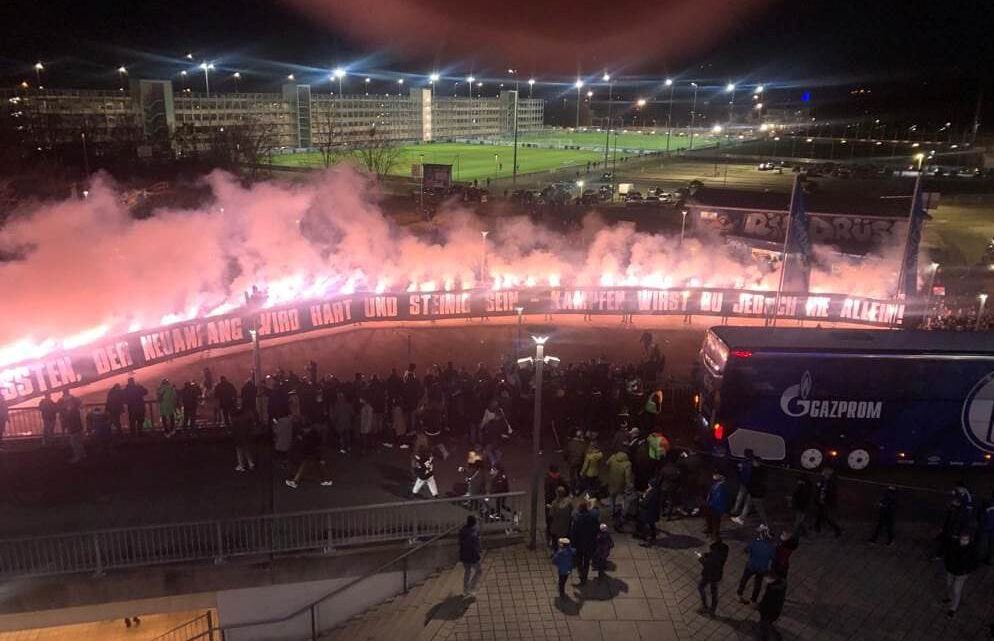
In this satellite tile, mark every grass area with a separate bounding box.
[519,130,720,152]
[268,142,605,182]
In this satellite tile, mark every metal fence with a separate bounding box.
[6,400,164,439]
[0,492,527,580]
[149,612,215,641]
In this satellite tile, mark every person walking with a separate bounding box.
[593,523,614,580]
[771,530,799,579]
[570,500,600,585]
[180,381,201,430]
[459,515,483,597]
[156,379,178,436]
[60,391,85,463]
[943,533,978,618]
[697,533,730,616]
[731,449,755,517]
[635,479,662,546]
[737,524,775,604]
[552,537,576,598]
[705,473,729,538]
[123,377,148,437]
[733,456,768,526]
[579,440,604,497]
[789,477,813,537]
[813,467,842,537]
[757,575,787,640]
[411,448,438,498]
[285,423,333,488]
[565,429,587,492]
[39,392,59,446]
[869,486,897,545]
[603,449,634,531]
[231,406,255,472]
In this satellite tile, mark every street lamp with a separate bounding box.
[924,262,940,327]
[755,85,764,94]
[689,82,699,150]
[574,79,584,129]
[680,209,688,246]
[977,294,989,331]
[428,71,440,97]
[364,77,371,95]
[467,75,475,98]
[726,82,736,123]
[332,67,346,95]
[914,152,925,171]
[602,73,613,167]
[527,78,535,98]
[199,62,214,97]
[521,335,558,550]
[232,72,241,91]
[287,74,295,81]
[117,66,128,91]
[665,78,675,154]
[34,62,44,88]
[712,124,723,134]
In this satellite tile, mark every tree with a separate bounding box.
[314,102,346,168]
[350,126,404,177]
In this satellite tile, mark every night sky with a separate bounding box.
[1,0,991,122]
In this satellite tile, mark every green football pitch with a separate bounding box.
[518,129,716,152]
[268,142,606,182]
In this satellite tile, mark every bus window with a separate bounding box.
[702,331,729,375]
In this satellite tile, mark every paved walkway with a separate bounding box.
[422,518,994,641]
[0,611,208,641]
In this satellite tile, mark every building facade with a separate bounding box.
[2,81,544,157]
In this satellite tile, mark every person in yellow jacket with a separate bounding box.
[580,441,604,497]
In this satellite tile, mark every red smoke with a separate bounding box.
[282,0,774,73]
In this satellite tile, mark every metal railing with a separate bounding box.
[150,611,215,641]
[0,492,526,580]
[6,400,164,439]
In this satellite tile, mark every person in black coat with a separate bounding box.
[104,385,125,436]
[791,477,813,537]
[697,534,730,616]
[123,378,148,436]
[570,500,600,585]
[180,381,201,429]
[758,576,787,640]
[944,533,978,618]
[213,376,238,427]
[814,467,842,537]
[869,486,897,545]
[635,480,662,546]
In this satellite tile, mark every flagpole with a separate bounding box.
[769,174,801,327]
[895,170,923,299]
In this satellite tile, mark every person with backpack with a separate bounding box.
[737,524,775,604]
[697,533,730,616]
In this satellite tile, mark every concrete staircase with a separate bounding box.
[320,562,465,641]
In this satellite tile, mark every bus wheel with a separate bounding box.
[797,446,824,471]
[845,447,873,472]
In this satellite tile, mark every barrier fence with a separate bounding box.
[0,492,526,580]
[149,612,215,641]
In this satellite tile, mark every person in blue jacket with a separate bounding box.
[737,524,775,604]
[552,537,576,597]
[704,473,729,538]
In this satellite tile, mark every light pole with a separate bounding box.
[665,78,674,155]
[636,98,647,128]
[725,82,736,125]
[680,209,688,246]
[364,77,370,95]
[914,152,925,172]
[333,67,346,95]
[514,307,524,358]
[509,69,520,185]
[924,262,939,327]
[117,66,128,91]
[34,62,44,88]
[199,62,214,97]
[977,294,989,331]
[419,153,425,213]
[520,335,557,549]
[494,153,500,179]
[603,73,613,168]
[689,82,699,150]
[429,72,440,98]
[232,72,241,91]
[528,78,535,99]
[467,76,475,98]
[574,79,584,129]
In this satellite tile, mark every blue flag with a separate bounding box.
[782,175,812,292]
[901,183,929,297]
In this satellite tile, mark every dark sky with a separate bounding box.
[1,0,991,121]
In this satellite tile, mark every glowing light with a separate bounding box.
[664,78,673,86]
[725,83,735,92]
[333,67,346,79]
[574,79,584,89]
[62,325,110,351]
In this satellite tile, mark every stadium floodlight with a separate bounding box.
[756,85,764,93]
[333,67,346,79]
[587,90,593,98]
[665,78,673,86]
[287,74,295,80]
[528,78,535,85]
[429,72,440,82]
[185,52,194,60]
[574,79,584,89]
[397,78,404,84]
[467,75,475,83]
[118,66,128,74]
[180,70,187,76]
[637,98,647,107]
[365,77,371,83]
[726,83,735,92]
[34,62,44,71]
[712,124,723,133]
[233,72,241,79]
[602,73,610,82]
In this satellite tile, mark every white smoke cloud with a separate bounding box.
[0,167,907,367]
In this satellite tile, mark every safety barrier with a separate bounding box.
[149,611,215,641]
[0,492,526,580]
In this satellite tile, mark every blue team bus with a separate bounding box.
[693,326,994,470]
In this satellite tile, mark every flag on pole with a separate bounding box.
[900,177,929,297]
[781,174,812,293]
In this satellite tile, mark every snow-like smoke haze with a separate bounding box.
[0,168,905,367]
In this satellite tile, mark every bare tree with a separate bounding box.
[314,102,346,168]
[350,126,404,177]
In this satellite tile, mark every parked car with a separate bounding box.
[757,162,776,171]
[625,191,643,204]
